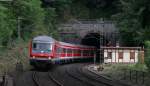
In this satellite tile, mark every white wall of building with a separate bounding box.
[104,48,140,63]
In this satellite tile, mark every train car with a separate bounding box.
[29,35,96,67]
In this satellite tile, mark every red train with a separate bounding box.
[29,35,96,67]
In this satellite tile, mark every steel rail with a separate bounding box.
[48,72,64,86]
[86,67,130,86]
[65,66,96,86]
[78,67,112,86]
[32,71,41,86]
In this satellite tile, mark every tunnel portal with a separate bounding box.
[81,33,109,63]
[81,33,108,48]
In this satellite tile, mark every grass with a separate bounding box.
[99,63,149,86]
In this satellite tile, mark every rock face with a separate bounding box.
[58,20,118,44]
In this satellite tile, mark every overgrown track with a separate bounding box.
[32,71,63,86]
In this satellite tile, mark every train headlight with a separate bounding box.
[33,56,35,58]
[48,57,51,60]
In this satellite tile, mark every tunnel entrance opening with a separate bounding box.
[81,33,108,63]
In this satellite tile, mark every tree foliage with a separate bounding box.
[113,0,150,46]
[0,0,150,48]
[144,41,150,70]
[0,0,58,46]
[43,0,119,20]
[0,3,16,46]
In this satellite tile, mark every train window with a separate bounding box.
[32,42,51,53]
[74,49,79,54]
[83,50,88,55]
[67,49,72,53]
[91,51,94,55]
[74,49,77,54]
[63,48,66,53]
[33,43,36,49]
[78,50,81,53]
[72,49,75,54]
[56,48,62,53]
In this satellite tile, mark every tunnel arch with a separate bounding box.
[81,32,109,63]
[81,33,108,49]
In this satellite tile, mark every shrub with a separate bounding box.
[144,41,150,71]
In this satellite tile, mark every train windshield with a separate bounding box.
[32,42,52,53]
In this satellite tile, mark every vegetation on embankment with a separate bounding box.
[99,64,148,86]
[0,40,30,74]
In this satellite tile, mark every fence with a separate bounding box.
[123,69,146,84]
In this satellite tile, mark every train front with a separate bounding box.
[29,36,55,67]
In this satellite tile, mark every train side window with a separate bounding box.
[63,48,66,53]
[74,49,78,54]
[56,48,62,53]
[68,49,72,53]
[78,50,81,53]
[91,51,94,55]
[73,49,76,54]
[74,49,80,54]
[83,50,88,55]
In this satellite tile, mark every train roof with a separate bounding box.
[58,41,96,49]
[32,35,96,49]
[33,35,55,43]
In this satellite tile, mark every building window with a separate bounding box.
[107,52,112,59]
[130,52,135,59]
[118,52,123,59]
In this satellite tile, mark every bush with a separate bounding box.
[144,41,150,71]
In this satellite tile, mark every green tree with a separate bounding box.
[0,3,16,46]
[12,0,48,39]
[113,0,150,46]
[144,41,150,70]
[44,7,59,39]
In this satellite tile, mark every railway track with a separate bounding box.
[66,64,95,86]
[32,72,41,86]
[79,67,113,86]
[32,71,63,86]
[15,63,129,86]
[85,66,130,86]
[65,64,121,86]
[66,66,95,86]
[48,72,63,86]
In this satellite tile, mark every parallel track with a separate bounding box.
[30,63,128,86]
[32,71,63,86]
[32,72,40,86]
[79,67,113,86]
[66,67,95,86]
[48,72,63,86]
[65,64,114,86]
[85,67,130,86]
